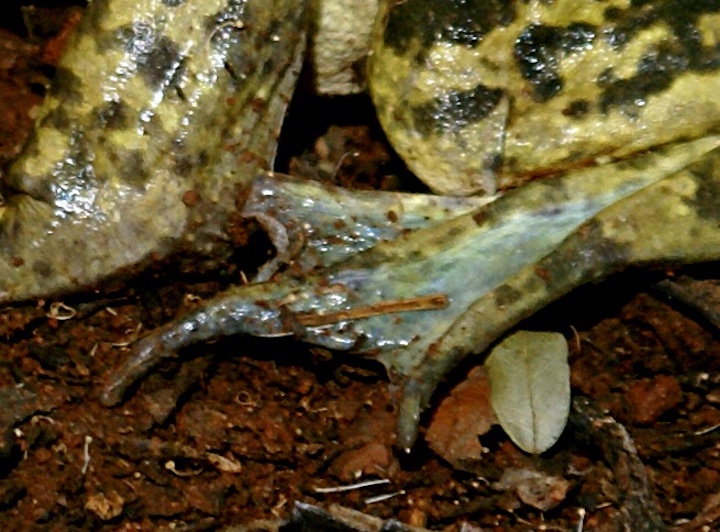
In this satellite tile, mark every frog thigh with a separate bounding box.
[0,0,307,302]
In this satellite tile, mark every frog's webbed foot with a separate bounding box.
[0,0,307,303]
[100,282,308,407]
[104,138,720,449]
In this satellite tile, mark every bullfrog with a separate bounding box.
[4,0,720,450]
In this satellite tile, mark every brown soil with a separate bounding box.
[0,4,718,530]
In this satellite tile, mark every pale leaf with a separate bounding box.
[486,331,570,454]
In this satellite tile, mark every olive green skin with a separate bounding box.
[0,0,307,301]
[6,0,720,449]
[370,0,720,195]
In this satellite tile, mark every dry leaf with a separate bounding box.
[486,331,570,454]
[426,366,496,468]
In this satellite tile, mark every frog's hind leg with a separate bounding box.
[103,140,720,451]
[0,0,308,303]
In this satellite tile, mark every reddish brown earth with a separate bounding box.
[0,4,718,530]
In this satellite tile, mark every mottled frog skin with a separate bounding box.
[0,0,307,300]
[370,0,720,194]
[5,0,720,450]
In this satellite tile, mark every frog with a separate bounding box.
[4,0,720,451]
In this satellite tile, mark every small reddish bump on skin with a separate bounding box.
[182,190,200,207]
[10,256,24,267]
[427,341,440,357]
[240,151,256,163]
[333,219,345,230]
[386,210,398,222]
[535,266,551,281]
[250,97,266,112]
[149,252,163,262]
[226,96,236,106]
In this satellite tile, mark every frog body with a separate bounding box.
[4,0,720,448]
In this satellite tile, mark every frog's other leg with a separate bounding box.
[0,0,307,302]
[102,139,717,449]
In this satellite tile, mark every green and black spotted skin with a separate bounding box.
[0,0,306,301]
[370,0,720,195]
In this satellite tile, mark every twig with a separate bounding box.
[295,294,449,327]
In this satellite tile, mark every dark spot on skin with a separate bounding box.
[601,42,720,114]
[141,39,185,92]
[514,23,597,103]
[485,153,504,173]
[223,60,239,81]
[173,152,194,177]
[515,26,563,102]
[47,67,84,104]
[173,148,210,178]
[599,0,720,113]
[604,0,720,52]
[561,23,598,54]
[106,149,150,187]
[412,84,504,135]
[563,99,591,118]
[162,0,186,6]
[20,142,41,163]
[40,107,71,131]
[686,154,720,223]
[596,67,615,88]
[32,260,54,279]
[472,210,487,225]
[601,44,687,113]
[198,149,210,168]
[494,284,523,307]
[116,23,186,92]
[382,0,517,60]
[93,100,132,130]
